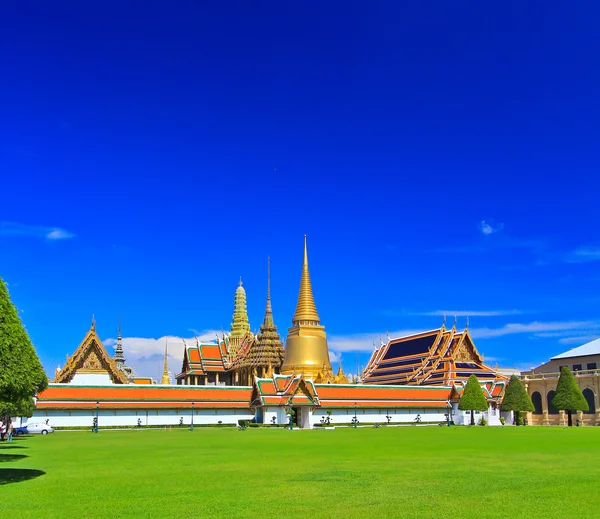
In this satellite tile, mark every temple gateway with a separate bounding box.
[33,236,511,428]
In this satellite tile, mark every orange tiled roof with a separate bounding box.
[36,384,253,409]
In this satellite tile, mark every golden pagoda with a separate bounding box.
[161,339,170,385]
[229,278,252,356]
[281,235,334,380]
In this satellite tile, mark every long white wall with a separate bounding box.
[310,407,448,427]
[30,408,254,428]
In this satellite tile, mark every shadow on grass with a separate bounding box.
[0,454,28,463]
[0,468,45,486]
[0,445,28,449]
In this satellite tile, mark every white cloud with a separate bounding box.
[558,335,600,345]
[0,221,75,241]
[328,330,423,353]
[565,246,600,263]
[478,220,504,235]
[103,331,219,381]
[470,321,600,339]
[411,310,521,317]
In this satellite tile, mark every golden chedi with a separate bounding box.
[282,236,334,379]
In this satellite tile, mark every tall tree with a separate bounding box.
[500,375,534,425]
[458,374,489,425]
[0,277,48,423]
[552,366,588,426]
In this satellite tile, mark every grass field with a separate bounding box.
[2,426,599,519]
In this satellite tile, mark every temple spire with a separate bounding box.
[161,338,170,385]
[229,277,252,356]
[292,235,320,324]
[264,257,273,326]
[114,313,125,365]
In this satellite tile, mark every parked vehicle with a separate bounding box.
[26,423,54,435]
[14,426,28,436]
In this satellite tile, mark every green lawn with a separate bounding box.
[2,426,599,518]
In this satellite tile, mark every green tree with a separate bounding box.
[552,366,588,426]
[0,277,48,426]
[500,375,534,425]
[458,375,488,425]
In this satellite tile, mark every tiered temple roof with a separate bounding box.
[362,324,506,386]
[176,337,230,379]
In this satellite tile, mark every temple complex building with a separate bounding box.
[362,322,506,387]
[53,317,131,385]
[521,338,600,426]
[30,235,513,428]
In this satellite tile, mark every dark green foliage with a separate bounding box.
[501,375,534,424]
[0,277,48,419]
[458,375,488,425]
[552,367,588,412]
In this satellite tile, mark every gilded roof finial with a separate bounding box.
[386,329,391,341]
[373,338,376,350]
[453,315,457,329]
[466,316,469,330]
[161,338,170,385]
[292,235,320,324]
[239,276,243,287]
[442,313,447,328]
[91,314,96,331]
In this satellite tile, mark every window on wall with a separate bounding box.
[547,390,559,414]
[587,363,597,370]
[531,392,543,414]
[573,364,582,372]
[583,389,596,414]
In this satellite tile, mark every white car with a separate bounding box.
[26,423,54,435]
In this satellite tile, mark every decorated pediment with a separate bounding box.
[452,332,483,364]
[54,322,129,384]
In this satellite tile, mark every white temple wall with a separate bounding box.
[310,407,448,427]
[262,407,287,425]
[30,408,254,428]
[70,372,114,385]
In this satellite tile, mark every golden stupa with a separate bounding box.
[281,235,333,380]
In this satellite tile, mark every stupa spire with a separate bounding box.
[229,277,252,356]
[264,257,273,326]
[114,313,125,366]
[161,338,170,385]
[282,235,333,379]
[292,235,320,324]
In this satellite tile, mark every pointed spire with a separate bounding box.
[91,314,96,331]
[465,316,469,330]
[114,313,125,365]
[230,276,251,355]
[264,257,273,325]
[248,257,285,371]
[161,338,170,385]
[293,235,320,324]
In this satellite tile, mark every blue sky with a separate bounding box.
[1,2,599,381]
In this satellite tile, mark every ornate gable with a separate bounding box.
[54,322,129,384]
[452,331,483,364]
